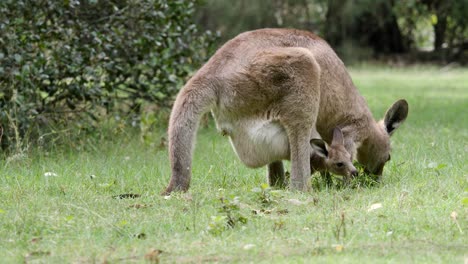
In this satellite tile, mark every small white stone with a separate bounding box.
[44,172,58,177]
[367,203,383,212]
[243,244,255,250]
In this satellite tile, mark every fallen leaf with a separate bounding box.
[273,220,285,231]
[128,204,151,209]
[30,237,42,244]
[333,244,344,252]
[243,244,255,250]
[98,182,115,189]
[134,233,146,239]
[252,208,288,215]
[112,193,141,199]
[367,203,383,212]
[450,211,457,221]
[25,251,51,259]
[251,209,261,215]
[311,197,319,205]
[144,249,163,263]
[450,211,464,234]
[276,209,289,215]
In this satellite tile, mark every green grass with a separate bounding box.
[1,66,467,263]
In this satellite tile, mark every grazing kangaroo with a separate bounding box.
[267,127,358,188]
[310,127,357,184]
[164,28,408,194]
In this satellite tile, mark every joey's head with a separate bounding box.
[310,128,358,179]
[357,99,409,177]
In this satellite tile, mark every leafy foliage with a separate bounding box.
[251,183,282,207]
[0,0,217,151]
[395,0,468,59]
[207,194,248,235]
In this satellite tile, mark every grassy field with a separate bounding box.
[1,66,467,263]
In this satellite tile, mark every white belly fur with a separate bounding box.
[215,116,290,168]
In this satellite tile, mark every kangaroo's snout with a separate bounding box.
[350,169,358,177]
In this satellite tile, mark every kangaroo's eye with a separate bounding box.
[336,162,344,168]
[387,155,391,162]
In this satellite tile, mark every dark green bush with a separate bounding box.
[0,0,216,152]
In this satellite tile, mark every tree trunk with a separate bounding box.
[433,7,447,52]
[324,0,408,55]
[356,1,408,54]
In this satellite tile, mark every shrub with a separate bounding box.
[0,0,217,152]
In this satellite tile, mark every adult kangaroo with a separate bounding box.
[163,28,408,194]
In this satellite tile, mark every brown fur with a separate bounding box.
[163,28,408,194]
[311,128,357,179]
[270,127,358,188]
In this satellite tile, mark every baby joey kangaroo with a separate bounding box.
[310,127,358,186]
[272,127,357,188]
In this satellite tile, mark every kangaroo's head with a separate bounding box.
[357,99,409,177]
[310,127,358,179]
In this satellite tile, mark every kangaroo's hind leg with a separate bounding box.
[267,161,286,188]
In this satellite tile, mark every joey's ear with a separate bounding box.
[331,127,344,146]
[384,99,409,135]
[310,138,328,158]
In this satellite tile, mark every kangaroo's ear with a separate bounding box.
[310,138,328,158]
[331,127,344,146]
[384,99,408,135]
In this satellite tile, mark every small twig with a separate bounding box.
[451,212,463,234]
[91,5,130,24]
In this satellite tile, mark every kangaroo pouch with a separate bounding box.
[212,111,290,168]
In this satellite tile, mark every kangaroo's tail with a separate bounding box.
[163,77,216,195]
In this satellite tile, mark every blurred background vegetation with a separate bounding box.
[196,0,468,62]
[0,0,467,154]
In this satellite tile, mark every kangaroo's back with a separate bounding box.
[199,28,373,143]
[200,29,326,77]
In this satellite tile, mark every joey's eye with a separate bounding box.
[335,162,344,168]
